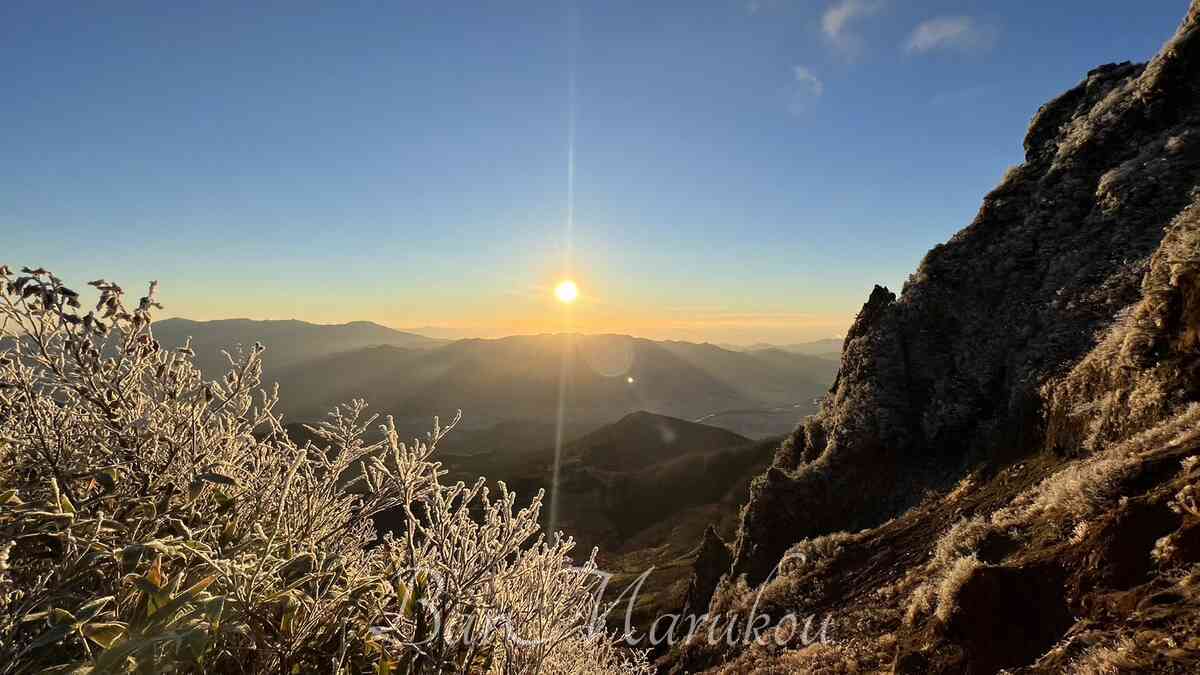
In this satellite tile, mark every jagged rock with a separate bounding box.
[661,6,1200,674]
[729,0,1200,585]
[1171,518,1200,565]
[682,526,732,617]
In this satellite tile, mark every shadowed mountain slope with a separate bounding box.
[266,333,836,438]
[418,411,769,552]
[563,410,752,471]
[739,338,844,358]
[152,318,444,379]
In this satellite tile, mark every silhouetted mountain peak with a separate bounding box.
[567,411,750,471]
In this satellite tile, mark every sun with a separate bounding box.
[554,280,579,304]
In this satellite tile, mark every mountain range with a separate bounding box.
[724,337,844,359]
[152,320,838,439]
[152,318,445,376]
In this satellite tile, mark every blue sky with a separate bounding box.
[0,1,1187,343]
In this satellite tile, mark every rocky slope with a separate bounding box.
[667,2,1200,672]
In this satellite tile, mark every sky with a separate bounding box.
[0,1,1188,344]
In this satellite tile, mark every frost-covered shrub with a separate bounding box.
[0,266,650,674]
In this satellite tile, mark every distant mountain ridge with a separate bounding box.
[152,317,446,380]
[721,337,844,358]
[265,332,837,438]
[155,319,839,439]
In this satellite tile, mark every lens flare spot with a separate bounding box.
[554,280,579,304]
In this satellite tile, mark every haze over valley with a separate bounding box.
[153,317,840,440]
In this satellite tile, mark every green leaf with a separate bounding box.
[146,575,215,624]
[184,575,217,596]
[134,578,170,617]
[280,596,297,635]
[180,627,210,660]
[146,557,165,590]
[393,580,414,619]
[219,520,238,545]
[51,608,76,625]
[77,596,115,614]
[81,622,127,649]
[22,610,49,623]
[39,664,93,675]
[75,596,114,624]
[24,510,75,522]
[201,595,226,624]
[279,552,314,582]
[92,633,180,671]
[28,622,74,650]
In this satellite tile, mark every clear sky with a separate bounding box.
[1,1,1187,344]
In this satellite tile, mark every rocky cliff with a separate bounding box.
[729,0,1200,586]
[669,2,1200,672]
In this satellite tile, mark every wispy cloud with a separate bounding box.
[744,0,792,15]
[793,66,824,96]
[822,0,886,55]
[787,65,824,114]
[904,16,998,54]
[745,0,771,14]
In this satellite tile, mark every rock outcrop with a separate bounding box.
[682,526,733,618]
[665,2,1200,673]
[727,0,1200,587]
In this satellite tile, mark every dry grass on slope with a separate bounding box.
[1044,202,1200,454]
[665,409,1200,674]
